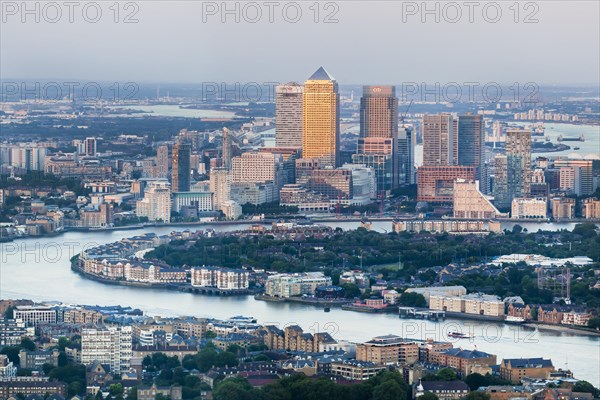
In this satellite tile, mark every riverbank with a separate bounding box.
[523,322,600,337]
[71,261,254,296]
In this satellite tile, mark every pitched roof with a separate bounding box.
[421,381,469,391]
[502,358,553,368]
[308,67,335,81]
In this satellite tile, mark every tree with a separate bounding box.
[109,383,124,396]
[57,351,68,367]
[4,306,15,319]
[587,317,600,329]
[20,337,36,351]
[0,347,20,364]
[399,292,427,307]
[462,392,491,400]
[464,373,487,391]
[435,368,458,381]
[204,331,217,339]
[213,377,253,400]
[372,380,407,400]
[418,392,439,400]
[572,381,600,397]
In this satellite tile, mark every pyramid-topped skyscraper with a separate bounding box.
[302,67,340,168]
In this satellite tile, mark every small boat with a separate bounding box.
[447,331,473,339]
[324,306,331,312]
[505,316,525,324]
[574,147,580,150]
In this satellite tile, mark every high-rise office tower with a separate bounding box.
[353,86,398,192]
[172,143,191,192]
[457,113,484,179]
[222,128,233,171]
[157,144,169,179]
[422,114,455,166]
[275,83,303,148]
[302,67,340,168]
[210,167,231,211]
[135,181,172,223]
[84,137,97,156]
[493,129,532,208]
[398,126,415,185]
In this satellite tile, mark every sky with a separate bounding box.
[1,0,599,85]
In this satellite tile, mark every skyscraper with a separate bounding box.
[422,114,455,166]
[457,114,484,179]
[493,129,532,208]
[302,67,340,168]
[172,143,191,192]
[353,86,398,192]
[275,83,303,148]
[157,144,169,179]
[398,126,415,185]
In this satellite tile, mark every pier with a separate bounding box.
[398,307,446,321]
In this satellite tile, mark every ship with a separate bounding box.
[504,316,525,324]
[557,134,585,142]
[447,331,474,339]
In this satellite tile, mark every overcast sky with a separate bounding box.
[1,1,599,85]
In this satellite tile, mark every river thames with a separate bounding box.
[1,221,598,386]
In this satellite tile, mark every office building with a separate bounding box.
[172,192,213,213]
[493,130,532,208]
[457,114,484,179]
[14,305,57,327]
[304,168,353,200]
[210,167,231,211]
[302,67,340,167]
[81,326,133,373]
[231,151,288,194]
[398,126,415,185]
[417,166,475,203]
[172,143,191,192]
[422,114,455,166]
[355,85,398,191]
[275,83,303,147]
[156,144,169,179]
[554,159,594,196]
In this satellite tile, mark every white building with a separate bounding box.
[14,306,57,327]
[221,200,242,220]
[265,272,332,298]
[190,266,249,290]
[511,197,547,219]
[0,355,17,378]
[81,326,132,373]
[210,167,231,211]
[172,192,213,213]
[136,180,171,223]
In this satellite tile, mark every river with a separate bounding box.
[1,222,598,386]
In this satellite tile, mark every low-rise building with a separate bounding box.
[429,348,497,376]
[511,197,547,219]
[429,293,504,317]
[499,358,554,383]
[415,380,470,400]
[551,197,576,220]
[265,272,332,298]
[582,198,600,219]
[19,349,59,370]
[190,266,249,290]
[356,335,419,366]
[330,359,385,381]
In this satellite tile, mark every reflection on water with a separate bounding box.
[1,223,598,386]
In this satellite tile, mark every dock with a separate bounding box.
[398,307,446,321]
